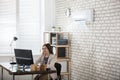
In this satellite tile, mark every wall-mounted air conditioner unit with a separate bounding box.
[72,9,93,22]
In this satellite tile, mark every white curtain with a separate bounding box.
[0,0,16,54]
[16,0,41,54]
[0,0,41,54]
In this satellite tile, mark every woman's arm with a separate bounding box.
[47,55,56,69]
[35,55,43,65]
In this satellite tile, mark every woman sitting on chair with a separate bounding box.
[34,43,57,80]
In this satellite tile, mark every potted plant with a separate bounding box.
[52,26,56,31]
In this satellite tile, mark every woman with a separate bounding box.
[34,43,57,80]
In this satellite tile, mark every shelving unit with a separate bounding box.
[43,32,70,80]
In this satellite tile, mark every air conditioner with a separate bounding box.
[72,9,93,22]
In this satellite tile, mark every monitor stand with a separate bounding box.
[22,65,30,71]
[23,64,26,71]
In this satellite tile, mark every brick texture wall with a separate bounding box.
[55,0,120,80]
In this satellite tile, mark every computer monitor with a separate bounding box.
[14,49,34,66]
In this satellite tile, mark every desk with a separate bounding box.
[0,63,56,80]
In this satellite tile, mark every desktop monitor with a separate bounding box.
[14,49,34,66]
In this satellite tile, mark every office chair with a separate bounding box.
[54,62,62,80]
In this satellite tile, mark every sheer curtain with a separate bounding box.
[0,0,42,54]
[16,0,41,54]
[0,0,16,54]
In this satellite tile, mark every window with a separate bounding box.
[0,0,42,54]
[0,0,16,54]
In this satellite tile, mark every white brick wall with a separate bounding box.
[56,0,120,80]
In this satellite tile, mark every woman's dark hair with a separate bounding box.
[43,43,53,54]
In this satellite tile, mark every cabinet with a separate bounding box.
[43,32,70,80]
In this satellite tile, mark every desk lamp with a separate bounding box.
[10,37,18,65]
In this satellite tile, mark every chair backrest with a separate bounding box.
[54,63,62,79]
